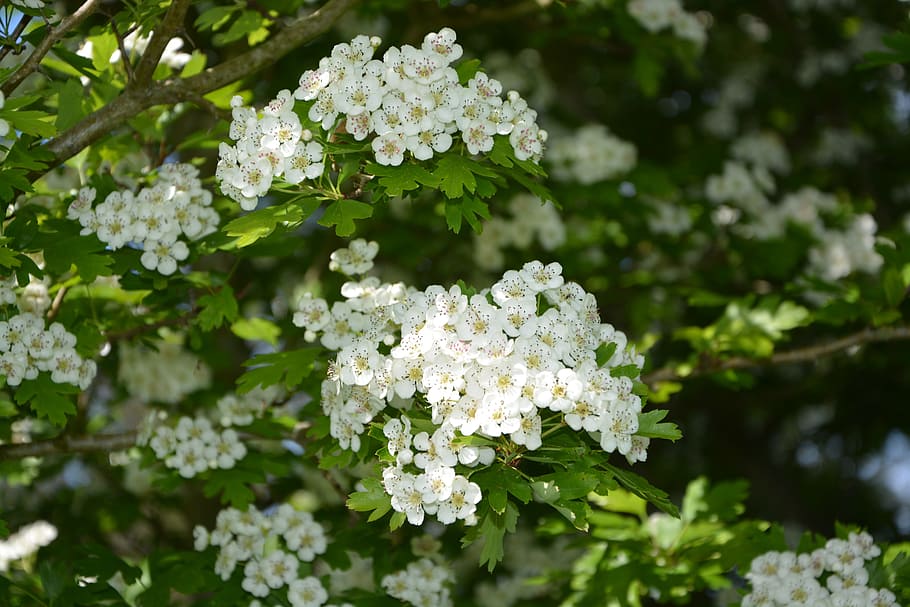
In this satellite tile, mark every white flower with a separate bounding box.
[422,28,463,62]
[372,132,407,166]
[329,239,379,275]
[435,476,481,524]
[288,576,328,607]
[242,559,271,598]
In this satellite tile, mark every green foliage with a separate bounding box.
[636,410,682,441]
[347,475,393,522]
[236,347,321,393]
[2,2,909,606]
[195,285,240,331]
[318,198,374,236]
[223,196,320,247]
[13,375,78,427]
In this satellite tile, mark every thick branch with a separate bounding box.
[0,431,137,460]
[1,0,102,97]
[131,0,192,86]
[643,325,910,385]
[40,0,358,171]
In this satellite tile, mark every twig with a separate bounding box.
[46,285,66,322]
[109,18,135,84]
[131,0,192,87]
[1,0,102,97]
[642,325,910,385]
[103,310,196,343]
[0,430,137,460]
[0,14,33,64]
[37,0,358,173]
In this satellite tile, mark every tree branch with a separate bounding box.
[0,431,137,461]
[131,0,192,87]
[38,0,358,173]
[642,325,910,385]
[1,0,102,97]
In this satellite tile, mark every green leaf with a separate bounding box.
[231,317,281,345]
[202,468,259,508]
[213,10,264,46]
[347,476,392,522]
[611,363,641,378]
[444,196,490,234]
[389,511,407,531]
[602,462,679,518]
[236,348,320,393]
[0,518,7,538]
[507,168,557,205]
[456,58,483,84]
[180,51,207,77]
[223,197,319,247]
[0,169,32,203]
[14,375,78,427]
[883,267,907,308]
[476,501,519,572]
[43,234,114,282]
[318,199,373,237]
[636,410,682,441]
[195,285,239,331]
[501,466,532,503]
[366,162,440,198]
[194,5,240,31]
[634,48,664,97]
[0,242,21,270]
[1,110,56,138]
[55,78,86,131]
[488,486,508,514]
[435,154,478,198]
[88,32,118,72]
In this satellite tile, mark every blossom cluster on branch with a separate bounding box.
[216,28,545,208]
[744,532,901,607]
[294,240,649,526]
[68,163,218,275]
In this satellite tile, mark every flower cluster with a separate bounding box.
[145,415,248,478]
[381,558,453,607]
[69,163,218,275]
[807,214,883,282]
[547,124,637,185]
[0,521,57,572]
[216,385,283,427]
[473,194,565,272]
[118,338,211,404]
[743,531,900,607]
[0,273,54,315]
[137,385,283,477]
[704,153,884,283]
[705,160,775,219]
[295,242,648,526]
[0,312,96,389]
[812,127,872,166]
[731,131,791,175]
[627,0,708,50]
[216,91,325,210]
[194,504,331,607]
[701,63,763,138]
[646,198,693,237]
[216,29,545,207]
